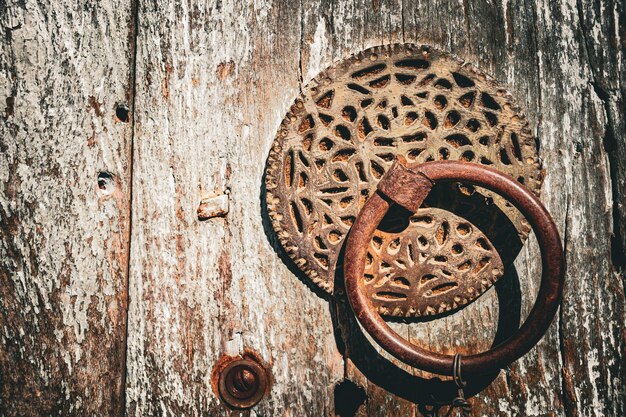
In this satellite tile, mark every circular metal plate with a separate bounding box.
[265,44,542,317]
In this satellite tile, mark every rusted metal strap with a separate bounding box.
[376,156,434,212]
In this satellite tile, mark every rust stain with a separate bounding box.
[216,246,235,340]
[175,205,185,223]
[218,247,232,289]
[561,363,578,414]
[175,235,185,281]
[87,96,104,117]
[211,353,238,400]
[170,302,202,385]
[225,163,232,182]
[216,60,235,81]
[162,62,174,100]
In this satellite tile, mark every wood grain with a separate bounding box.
[1,0,623,416]
[0,0,134,415]
[124,1,343,415]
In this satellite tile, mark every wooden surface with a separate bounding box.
[1,0,624,416]
[0,0,134,415]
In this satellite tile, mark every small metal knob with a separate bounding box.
[218,358,269,409]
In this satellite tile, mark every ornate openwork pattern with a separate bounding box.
[363,208,504,316]
[265,44,542,317]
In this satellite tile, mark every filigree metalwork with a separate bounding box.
[265,43,542,317]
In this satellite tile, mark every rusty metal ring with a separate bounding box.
[344,158,564,376]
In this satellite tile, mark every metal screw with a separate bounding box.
[232,368,257,392]
[218,359,269,409]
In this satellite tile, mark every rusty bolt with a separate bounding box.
[218,358,269,409]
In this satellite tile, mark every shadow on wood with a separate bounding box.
[260,152,525,412]
[330,245,521,411]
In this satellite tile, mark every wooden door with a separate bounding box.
[1,0,624,416]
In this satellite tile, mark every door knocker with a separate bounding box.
[264,43,564,413]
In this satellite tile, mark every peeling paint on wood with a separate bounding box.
[0,0,134,415]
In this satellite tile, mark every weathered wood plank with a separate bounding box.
[0,0,135,415]
[125,1,343,415]
[400,2,562,415]
[532,1,626,415]
[401,0,625,415]
[298,2,424,417]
